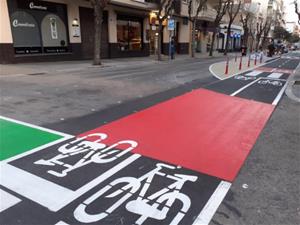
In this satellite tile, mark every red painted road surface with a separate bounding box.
[80,89,274,181]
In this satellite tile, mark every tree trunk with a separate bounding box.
[93,3,103,65]
[255,35,260,52]
[243,30,248,47]
[250,35,254,52]
[209,31,217,56]
[157,21,163,61]
[191,20,196,58]
[224,24,232,55]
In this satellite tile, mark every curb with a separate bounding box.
[285,62,300,103]
[209,56,281,81]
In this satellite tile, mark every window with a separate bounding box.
[117,19,142,51]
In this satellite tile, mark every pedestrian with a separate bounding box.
[171,37,175,60]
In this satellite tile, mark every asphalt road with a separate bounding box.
[0,57,221,125]
[0,54,299,225]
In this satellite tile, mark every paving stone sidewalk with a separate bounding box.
[0,52,231,77]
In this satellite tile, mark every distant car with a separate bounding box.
[283,48,288,53]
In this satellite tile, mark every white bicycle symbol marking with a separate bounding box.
[74,163,198,225]
[34,133,138,177]
[257,79,283,87]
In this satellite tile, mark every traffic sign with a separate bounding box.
[168,19,175,31]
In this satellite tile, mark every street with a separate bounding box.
[1,53,300,225]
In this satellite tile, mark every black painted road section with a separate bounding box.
[1,54,300,225]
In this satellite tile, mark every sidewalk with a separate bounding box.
[0,51,231,76]
[209,54,276,80]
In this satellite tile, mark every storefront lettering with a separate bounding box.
[29,2,47,11]
[12,19,35,28]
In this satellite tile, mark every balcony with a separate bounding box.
[197,8,217,22]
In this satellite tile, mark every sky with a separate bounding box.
[284,0,299,31]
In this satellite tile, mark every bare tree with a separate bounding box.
[224,0,241,55]
[255,18,271,51]
[240,12,251,48]
[248,14,257,52]
[90,0,110,65]
[155,0,175,61]
[188,0,208,57]
[209,0,230,56]
[261,18,273,49]
[294,0,300,25]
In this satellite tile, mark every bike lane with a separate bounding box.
[1,56,299,225]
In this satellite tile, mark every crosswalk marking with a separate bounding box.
[267,72,283,79]
[245,71,263,76]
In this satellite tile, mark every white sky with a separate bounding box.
[284,0,299,31]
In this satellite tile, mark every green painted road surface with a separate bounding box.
[0,118,63,161]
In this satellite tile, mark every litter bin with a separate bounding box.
[241,46,247,56]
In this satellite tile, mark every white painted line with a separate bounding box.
[1,154,141,212]
[0,163,75,211]
[246,70,263,76]
[230,78,262,96]
[209,64,223,80]
[260,77,286,82]
[50,154,141,212]
[267,73,284,79]
[272,81,289,106]
[0,115,71,138]
[55,221,69,225]
[192,181,232,225]
[0,189,21,212]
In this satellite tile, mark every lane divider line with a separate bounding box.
[230,78,262,96]
[192,181,232,225]
[272,81,289,106]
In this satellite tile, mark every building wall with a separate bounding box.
[0,0,152,63]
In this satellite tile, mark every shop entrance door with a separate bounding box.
[79,7,109,59]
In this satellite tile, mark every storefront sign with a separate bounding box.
[12,19,35,28]
[29,2,47,10]
[8,0,69,55]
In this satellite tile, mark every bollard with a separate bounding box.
[235,53,237,62]
[239,56,243,70]
[248,54,251,67]
[225,56,229,75]
[254,54,257,66]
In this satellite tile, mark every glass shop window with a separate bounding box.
[117,19,142,51]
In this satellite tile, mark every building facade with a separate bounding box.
[0,0,194,63]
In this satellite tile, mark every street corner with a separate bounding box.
[209,54,271,80]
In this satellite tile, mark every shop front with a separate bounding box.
[0,0,151,63]
[218,24,243,52]
[2,0,82,63]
